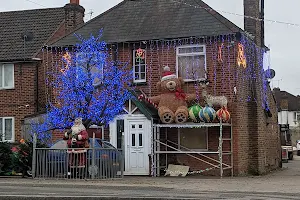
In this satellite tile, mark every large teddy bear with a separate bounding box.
[149,66,197,124]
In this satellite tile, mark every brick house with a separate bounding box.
[274,88,300,158]
[41,0,280,176]
[0,0,85,143]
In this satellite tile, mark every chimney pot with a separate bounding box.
[70,0,79,4]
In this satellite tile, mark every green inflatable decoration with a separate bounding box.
[188,104,202,122]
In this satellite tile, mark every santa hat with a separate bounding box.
[161,66,176,81]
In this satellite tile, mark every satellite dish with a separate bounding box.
[21,31,34,42]
[265,69,276,79]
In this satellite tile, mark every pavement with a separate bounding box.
[1,157,300,199]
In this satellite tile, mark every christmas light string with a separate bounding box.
[171,0,300,27]
[227,35,232,100]
[221,35,225,94]
[213,37,217,96]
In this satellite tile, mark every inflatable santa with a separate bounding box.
[64,118,89,170]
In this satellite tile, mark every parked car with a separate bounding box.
[42,139,122,178]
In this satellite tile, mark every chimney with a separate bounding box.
[64,0,85,34]
[244,0,264,46]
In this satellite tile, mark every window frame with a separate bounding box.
[178,128,208,151]
[132,49,147,83]
[0,63,15,90]
[176,45,207,82]
[0,117,15,143]
[296,112,300,122]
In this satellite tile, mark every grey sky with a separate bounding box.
[1,0,299,95]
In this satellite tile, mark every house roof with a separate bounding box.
[273,88,300,111]
[0,7,65,61]
[52,0,241,46]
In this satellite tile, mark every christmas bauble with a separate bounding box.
[199,105,216,123]
[188,104,202,122]
[216,107,230,123]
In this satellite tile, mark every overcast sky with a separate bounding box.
[1,0,299,95]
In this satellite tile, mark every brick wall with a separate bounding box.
[0,62,38,141]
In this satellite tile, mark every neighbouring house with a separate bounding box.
[0,0,85,143]
[40,0,280,176]
[273,88,300,154]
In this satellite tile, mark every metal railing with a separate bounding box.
[33,147,123,180]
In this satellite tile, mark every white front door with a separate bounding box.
[126,120,149,175]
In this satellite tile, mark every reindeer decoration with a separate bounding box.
[200,82,228,108]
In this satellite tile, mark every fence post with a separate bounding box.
[121,133,124,178]
[91,132,95,179]
[32,132,37,178]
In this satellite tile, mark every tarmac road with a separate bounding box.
[0,182,300,200]
[0,157,300,200]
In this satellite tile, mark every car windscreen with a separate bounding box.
[102,142,116,149]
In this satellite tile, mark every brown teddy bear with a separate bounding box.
[149,66,197,124]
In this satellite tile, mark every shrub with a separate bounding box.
[11,138,47,177]
[0,142,12,175]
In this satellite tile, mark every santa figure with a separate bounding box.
[64,118,89,169]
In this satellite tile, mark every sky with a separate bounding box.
[1,0,300,95]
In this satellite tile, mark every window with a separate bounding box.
[0,64,14,89]
[75,52,104,86]
[176,45,206,82]
[295,112,300,122]
[133,48,146,83]
[179,128,207,151]
[0,117,14,142]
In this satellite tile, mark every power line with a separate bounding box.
[24,0,46,7]
[172,0,300,27]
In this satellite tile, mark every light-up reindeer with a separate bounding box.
[200,82,228,108]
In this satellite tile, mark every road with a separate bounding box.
[0,157,300,199]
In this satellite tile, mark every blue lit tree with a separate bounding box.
[36,30,132,136]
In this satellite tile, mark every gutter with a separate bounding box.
[0,58,42,63]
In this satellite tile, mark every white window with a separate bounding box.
[178,128,208,151]
[176,45,207,82]
[0,117,15,143]
[133,48,146,83]
[0,64,14,89]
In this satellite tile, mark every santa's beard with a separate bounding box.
[71,124,86,135]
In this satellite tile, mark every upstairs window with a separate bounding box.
[75,52,104,86]
[176,45,207,82]
[0,117,14,143]
[133,48,146,83]
[0,64,14,89]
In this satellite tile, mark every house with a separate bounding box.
[0,0,85,143]
[273,88,300,156]
[39,0,280,176]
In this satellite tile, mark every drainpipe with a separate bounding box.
[35,62,39,113]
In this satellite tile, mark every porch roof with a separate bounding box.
[129,89,159,121]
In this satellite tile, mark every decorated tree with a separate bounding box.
[35,30,132,138]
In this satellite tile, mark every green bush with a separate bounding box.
[11,138,48,177]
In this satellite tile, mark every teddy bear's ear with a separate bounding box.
[156,81,162,91]
[178,77,184,86]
